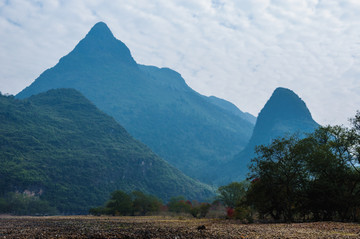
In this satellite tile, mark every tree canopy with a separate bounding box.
[246,114,360,222]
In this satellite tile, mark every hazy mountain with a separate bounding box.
[220,87,319,183]
[206,96,256,125]
[0,89,214,213]
[16,22,254,184]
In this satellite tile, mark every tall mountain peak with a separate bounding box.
[66,22,137,66]
[249,87,318,152]
[222,87,319,184]
[259,87,313,123]
[16,22,255,184]
[87,21,113,38]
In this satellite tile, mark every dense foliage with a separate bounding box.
[216,111,360,222]
[167,196,211,218]
[0,89,214,214]
[218,182,248,209]
[246,113,360,222]
[16,22,255,184]
[0,192,57,215]
[217,181,253,221]
[89,190,162,216]
[90,191,212,218]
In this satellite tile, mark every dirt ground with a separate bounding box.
[0,215,360,239]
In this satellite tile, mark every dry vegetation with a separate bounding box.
[1,215,360,238]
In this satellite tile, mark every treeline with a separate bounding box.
[221,111,360,222]
[89,191,214,218]
[0,192,57,215]
[89,191,162,216]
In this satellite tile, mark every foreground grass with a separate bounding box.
[0,215,360,238]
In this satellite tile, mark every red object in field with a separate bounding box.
[227,207,234,218]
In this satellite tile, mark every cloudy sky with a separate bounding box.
[0,0,359,126]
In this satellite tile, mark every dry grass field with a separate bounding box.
[1,215,360,238]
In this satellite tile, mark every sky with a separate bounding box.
[0,0,359,126]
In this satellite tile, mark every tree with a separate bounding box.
[218,182,248,209]
[299,126,360,221]
[167,196,191,213]
[89,190,162,216]
[247,123,360,222]
[247,135,308,222]
[131,191,162,215]
[189,202,211,218]
[106,190,133,216]
[198,203,211,218]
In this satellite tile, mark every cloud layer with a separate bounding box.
[0,0,359,126]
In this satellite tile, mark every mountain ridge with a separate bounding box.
[16,22,255,184]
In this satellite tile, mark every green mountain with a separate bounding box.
[16,22,254,184]
[0,89,214,214]
[220,87,319,183]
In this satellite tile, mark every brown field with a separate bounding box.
[1,215,360,239]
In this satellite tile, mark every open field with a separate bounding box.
[1,215,360,238]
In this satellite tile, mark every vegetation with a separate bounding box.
[0,89,214,214]
[167,196,192,213]
[89,191,212,218]
[217,181,253,221]
[89,190,162,216]
[0,192,57,215]
[247,124,360,222]
[218,182,248,209]
[220,111,360,222]
[16,22,255,184]
[216,111,360,222]
[167,196,211,218]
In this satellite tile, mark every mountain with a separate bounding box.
[16,22,255,184]
[221,87,319,183]
[206,96,256,125]
[0,89,214,213]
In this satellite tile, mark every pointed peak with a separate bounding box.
[93,21,109,29]
[63,21,137,67]
[86,21,115,40]
[272,87,296,97]
[260,87,313,122]
[268,87,304,107]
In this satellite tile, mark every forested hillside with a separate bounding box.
[0,89,214,214]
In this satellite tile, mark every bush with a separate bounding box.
[168,196,191,213]
[0,192,57,215]
[131,191,162,215]
[89,190,162,216]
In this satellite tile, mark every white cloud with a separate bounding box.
[0,0,359,126]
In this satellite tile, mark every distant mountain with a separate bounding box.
[220,87,319,183]
[206,96,256,125]
[16,22,254,184]
[0,89,214,213]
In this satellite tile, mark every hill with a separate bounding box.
[0,89,214,213]
[220,87,319,183]
[16,22,255,184]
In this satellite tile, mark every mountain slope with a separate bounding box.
[206,96,256,125]
[221,87,319,183]
[0,89,214,213]
[16,22,254,184]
